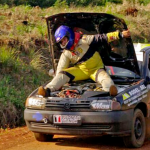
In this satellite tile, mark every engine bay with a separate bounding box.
[50,82,129,98]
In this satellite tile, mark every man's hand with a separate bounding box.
[122,30,131,38]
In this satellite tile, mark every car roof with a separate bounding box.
[45,12,140,76]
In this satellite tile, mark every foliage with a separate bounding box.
[71,0,106,6]
[138,0,150,5]
[1,0,150,7]
[125,0,150,5]
[53,0,68,8]
[106,0,123,4]
[0,0,139,7]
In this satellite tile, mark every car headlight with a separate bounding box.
[25,96,45,109]
[90,99,121,111]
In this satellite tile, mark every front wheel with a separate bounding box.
[123,109,146,148]
[34,132,54,142]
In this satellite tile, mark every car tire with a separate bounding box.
[34,132,54,142]
[123,109,146,148]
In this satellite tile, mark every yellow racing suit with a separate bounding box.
[46,31,122,92]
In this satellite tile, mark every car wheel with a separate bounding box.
[123,109,146,148]
[34,132,54,142]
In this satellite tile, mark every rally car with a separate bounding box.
[24,13,150,148]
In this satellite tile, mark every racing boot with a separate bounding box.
[37,86,51,97]
[109,85,118,96]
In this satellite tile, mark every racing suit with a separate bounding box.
[46,31,122,92]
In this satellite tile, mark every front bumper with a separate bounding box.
[24,109,133,136]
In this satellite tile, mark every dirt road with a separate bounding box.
[1,126,150,150]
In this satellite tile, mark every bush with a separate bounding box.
[0,47,20,72]
[0,0,56,7]
[138,0,150,5]
[26,0,56,7]
[106,0,123,4]
[125,0,150,5]
[72,0,106,6]
[53,0,68,8]
[3,0,150,7]
[0,0,124,7]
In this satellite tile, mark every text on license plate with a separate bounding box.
[53,115,81,124]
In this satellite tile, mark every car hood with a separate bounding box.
[45,12,140,76]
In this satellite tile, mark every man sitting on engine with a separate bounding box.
[38,25,130,97]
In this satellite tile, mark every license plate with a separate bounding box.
[53,115,81,125]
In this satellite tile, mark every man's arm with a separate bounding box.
[107,30,131,43]
[81,30,131,45]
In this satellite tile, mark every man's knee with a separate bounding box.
[101,79,114,91]
[45,72,71,91]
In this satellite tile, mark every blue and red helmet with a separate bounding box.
[54,25,75,49]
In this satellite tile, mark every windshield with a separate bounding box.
[106,66,140,78]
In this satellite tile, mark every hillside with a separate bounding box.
[0,1,150,128]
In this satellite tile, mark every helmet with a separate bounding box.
[54,25,74,49]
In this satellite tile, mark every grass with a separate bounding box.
[0,47,50,128]
[0,1,150,128]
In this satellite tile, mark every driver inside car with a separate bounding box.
[38,25,130,97]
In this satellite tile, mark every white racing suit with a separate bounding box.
[46,31,122,92]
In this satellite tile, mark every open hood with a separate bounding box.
[45,13,140,76]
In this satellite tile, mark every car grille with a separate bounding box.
[45,99,91,111]
[30,122,111,130]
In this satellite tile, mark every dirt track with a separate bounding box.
[1,126,150,150]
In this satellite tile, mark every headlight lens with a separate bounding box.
[25,96,45,109]
[90,100,121,111]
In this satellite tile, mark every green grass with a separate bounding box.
[0,47,50,128]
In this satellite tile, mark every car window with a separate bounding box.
[106,66,140,78]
